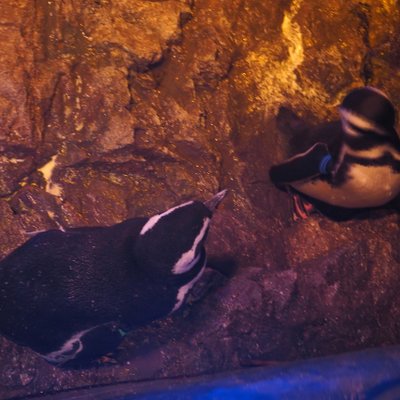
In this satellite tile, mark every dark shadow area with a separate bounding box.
[366,378,400,400]
[206,255,239,278]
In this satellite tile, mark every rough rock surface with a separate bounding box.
[1,0,400,398]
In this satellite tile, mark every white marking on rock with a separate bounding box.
[282,0,304,71]
[244,0,306,112]
[38,155,63,197]
[140,201,194,236]
[172,218,210,274]
[8,158,25,164]
[46,211,66,232]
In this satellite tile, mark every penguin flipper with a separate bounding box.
[43,322,126,368]
[269,142,332,184]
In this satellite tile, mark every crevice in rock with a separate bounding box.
[223,56,236,81]
[41,72,66,143]
[179,10,193,29]
[353,3,373,85]
[215,52,239,90]
[125,4,197,95]
[125,56,165,109]
[193,46,238,95]
[62,146,178,170]
[125,67,136,111]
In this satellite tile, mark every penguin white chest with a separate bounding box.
[343,164,400,207]
[293,165,400,208]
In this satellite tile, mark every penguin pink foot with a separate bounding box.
[292,193,315,221]
[97,354,118,366]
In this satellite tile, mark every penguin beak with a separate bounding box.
[205,189,228,212]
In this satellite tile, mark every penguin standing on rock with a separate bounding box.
[0,190,227,368]
[269,87,400,219]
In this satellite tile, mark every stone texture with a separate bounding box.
[1,0,400,398]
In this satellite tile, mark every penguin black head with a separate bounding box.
[132,190,227,283]
[339,87,398,138]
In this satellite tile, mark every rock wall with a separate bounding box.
[1,0,400,398]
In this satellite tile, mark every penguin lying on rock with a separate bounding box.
[0,190,227,368]
[270,87,400,220]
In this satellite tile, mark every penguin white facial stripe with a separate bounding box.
[365,86,391,100]
[172,218,210,274]
[342,120,362,137]
[171,261,206,313]
[343,143,400,161]
[178,252,201,274]
[140,201,194,235]
[42,327,93,364]
[339,108,387,136]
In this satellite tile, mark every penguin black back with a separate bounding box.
[0,219,148,354]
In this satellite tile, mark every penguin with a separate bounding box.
[0,190,227,368]
[269,87,400,219]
